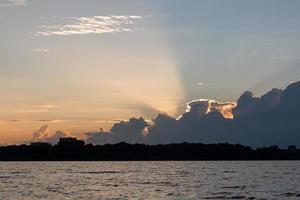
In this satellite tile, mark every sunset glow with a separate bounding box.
[1,0,300,144]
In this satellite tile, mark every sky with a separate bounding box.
[1,0,300,144]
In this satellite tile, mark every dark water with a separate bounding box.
[0,161,299,199]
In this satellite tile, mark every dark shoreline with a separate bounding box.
[1,160,300,162]
[1,139,299,161]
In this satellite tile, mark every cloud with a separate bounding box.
[232,89,282,118]
[84,118,148,144]
[84,80,300,147]
[36,119,66,123]
[31,125,70,144]
[151,81,300,147]
[33,104,56,109]
[22,80,300,147]
[84,128,111,145]
[42,130,69,144]
[185,99,236,119]
[110,117,148,144]
[11,0,25,6]
[32,125,49,141]
[14,105,56,113]
[16,109,49,113]
[0,0,26,7]
[0,119,66,124]
[94,119,123,124]
[32,48,49,53]
[209,101,236,119]
[36,15,145,36]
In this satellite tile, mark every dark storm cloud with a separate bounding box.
[84,81,300,147]
[232,88,282,118]
[110,118,148,144]
[84,118,148,144]
[84,128,111,145]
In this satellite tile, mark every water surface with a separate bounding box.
[0,161,299,199]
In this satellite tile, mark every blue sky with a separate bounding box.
[1,0,300,143]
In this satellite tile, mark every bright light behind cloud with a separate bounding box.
[36,15,145,36]
[119,60,184,116]
[186,99,236,119]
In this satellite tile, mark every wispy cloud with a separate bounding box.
[40,104,55,108]
[13,105,56,113]
[36,119,66,123]
[32,48,49,53]
[94,119,124,124]
[16,109,49,113]
[0,119,67,124]
[36,15,145,36]
[0,0,26,7]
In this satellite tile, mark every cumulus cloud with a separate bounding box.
[185,99,236,119]
[84,128,111,145]
[32,125,49,141]
[36,15,145,36]
[209,101,236,119]
[24,81,300,147]
[31,125,70,144]
[232,88,282,117]
[84,80,300,147]
[110,117,148,143]
[84,118,148,144]
[42,130,69,144]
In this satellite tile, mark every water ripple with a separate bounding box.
[0,161,299,199]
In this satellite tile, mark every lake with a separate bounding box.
[0,161,299,199]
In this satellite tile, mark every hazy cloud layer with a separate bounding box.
[37,15,144,36]
[0,119,66,124]
[84,81,300,147]
[0,0,26,7]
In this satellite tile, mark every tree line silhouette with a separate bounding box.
[0,137,299,161]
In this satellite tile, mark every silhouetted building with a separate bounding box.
[30,142,51,147]
[58,137,85,146]
[0,142,300,161]
[270,145,279,150]
[288,145,297,152]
